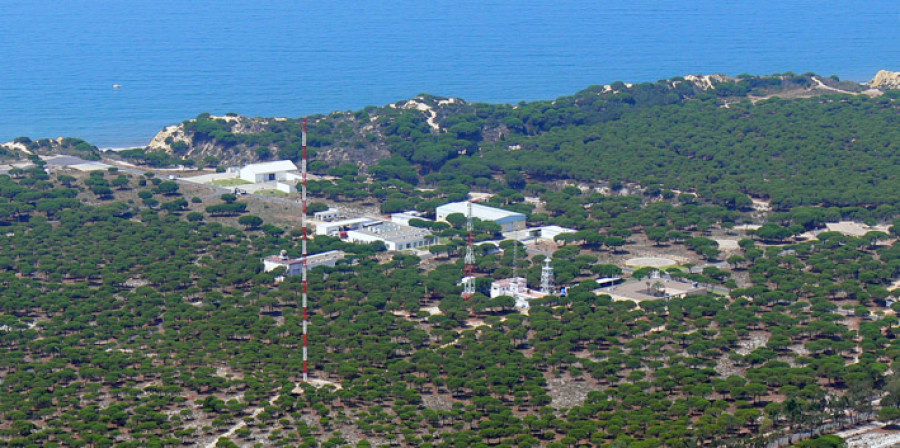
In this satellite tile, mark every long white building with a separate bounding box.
[314,217,379,236]
[435,201,526,232]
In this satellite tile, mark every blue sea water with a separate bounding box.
[0,0,897,147]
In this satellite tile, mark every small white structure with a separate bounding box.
[436,201,526,232]
[536,225,576,241]
[490,277,546,310]
[238,160,298,183]
[345,222,435,251]
[262,250,346,276]
[314,217,379,236]
[274,181,297,193]
[314,208,343,222]
[505,225,576,242]
[596,277,625,288]
[391,211,430,226]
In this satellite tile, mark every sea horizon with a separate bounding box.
[1,0,897,148]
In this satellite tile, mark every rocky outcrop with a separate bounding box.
[869,70,900,89]
[147,115,274,153]
[1,136,100,159]
[147,124,191,152]
[140,112,396,169]
[683,74,732,90]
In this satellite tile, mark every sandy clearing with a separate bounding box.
[825,221,890,237]
[421,306,442,315]
[625,257,677,268]
[1,141,32,155]
[811,76,856,95]
[714,239,740,251]
[403,99,440,131]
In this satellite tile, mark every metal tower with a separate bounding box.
[300,117,309,382]
[512,240,519,280]
[462,201,475,300]
[540,257,555,295]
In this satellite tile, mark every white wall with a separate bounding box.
[239,170,290,183]
[346,231,397,250]
[345,231,435,251]
[263,260,302,276]
[275,182,296,193]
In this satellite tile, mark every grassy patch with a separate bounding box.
[210,178,252,187]
[256,189,291,197]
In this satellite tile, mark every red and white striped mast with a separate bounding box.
[462,201,475,300]
[300,117,309,382]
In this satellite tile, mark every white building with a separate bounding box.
[238,160,299,183]
[504,225,576,242]
[435,201,526,232]
[314,217,379,236]
[345,222,435,251]
[314,208,343,222]
[262,250,346,276]
[391,210,430,226]
[490,277,546,310]
[596,277,625,288]
[535,225,576,241]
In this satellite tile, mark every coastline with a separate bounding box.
[100,146,146,152]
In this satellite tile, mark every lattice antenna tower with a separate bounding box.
[300,117,309,382]
[462,201,475,300]
[512,240,519,279]
[540,257,555,295]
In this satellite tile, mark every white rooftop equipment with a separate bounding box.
[345,222,435,251]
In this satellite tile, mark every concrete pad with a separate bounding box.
[181,172,239,184]
[69,162,113,171]
[43,155,88,166]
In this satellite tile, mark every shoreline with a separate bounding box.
[4,70,893,151]
[100,146,146,152]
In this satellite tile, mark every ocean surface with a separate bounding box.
[0,0,897,148]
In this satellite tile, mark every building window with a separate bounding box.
[267,173,276,181]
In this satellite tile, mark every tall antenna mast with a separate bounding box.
[300,117,309,382]
[462,201,475,300]
[512,240,519,279]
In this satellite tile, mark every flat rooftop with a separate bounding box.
[596,278,706,302]
[316,217,379,227]
[264,250,346,266]
[437,201,525,221]
[352,222,432,242]
[240,160,298,174]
